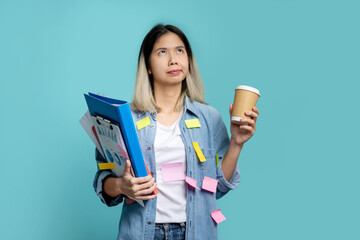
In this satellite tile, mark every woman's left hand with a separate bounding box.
[229,104,260,146]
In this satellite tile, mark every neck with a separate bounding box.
[153,82,182,113]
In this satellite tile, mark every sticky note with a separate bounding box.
[202,176,218,193]
[136,116,150,130]
[161,162,186,182]
[98,162,116,170]
[185,118,201,129]
[211,209,226,224]
[215,154,219,166]
[193,142,206,162]
[185,176,200,190]
[117,145,129,159]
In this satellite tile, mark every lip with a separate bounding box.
[167,70,181,75]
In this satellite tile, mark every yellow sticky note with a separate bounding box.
[98,162,116,170]
[185,119,201,129]
[215,154,219,166]
[193,142,206,162]
[136,116,150,130]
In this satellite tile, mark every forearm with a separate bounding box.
[103,176,123,198]
[221,138,243,182]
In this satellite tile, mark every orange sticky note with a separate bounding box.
[192,142,206,162]
[211,209,226,224]
[136,116,150,130]
[98,162,116,170]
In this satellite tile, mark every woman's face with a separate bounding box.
[148,32,189,87]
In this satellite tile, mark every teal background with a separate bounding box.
[1,0,359,239]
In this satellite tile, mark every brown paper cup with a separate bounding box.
[231,85,260,125]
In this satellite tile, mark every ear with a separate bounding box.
[148,68,152,75]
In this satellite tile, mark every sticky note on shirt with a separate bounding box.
[185,176,200,190]
[161,162,185,182]
[192,142,206,162]
[98,162,116,170]
[211,209,226,224]
[136,116,150,130]
[185,118,201,129]
[215,154,219,166]
[202,176,218,193]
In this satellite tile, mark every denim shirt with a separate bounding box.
[93,96,241,240]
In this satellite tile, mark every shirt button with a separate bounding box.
[151,124,155,128]
[147,221,152,225]
[147,146,151,150]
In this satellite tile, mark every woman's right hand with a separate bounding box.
[104,160,157,200]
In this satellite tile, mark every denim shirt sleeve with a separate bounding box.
[93,148,124,207]
[213,111,241,200]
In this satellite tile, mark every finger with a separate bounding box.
[136,177,155,191]
[131,175,153,185]
[239,125,255,134]
[123,160,132,176]
[135,193,157,201]
[240,118,256,127]
[245,110,258,120]
[135,183,157,196]
[229,104,233,114]
[252,106,260,115]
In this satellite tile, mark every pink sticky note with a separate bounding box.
[185,176,200,190]
[211,209,226,224]
[162,162,185,182]
[117,145,129,159]
[202,176,218,193]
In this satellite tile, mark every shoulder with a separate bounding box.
[191,101,223,125]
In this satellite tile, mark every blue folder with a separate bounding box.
[84,93,148,178]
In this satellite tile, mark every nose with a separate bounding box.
[168,52,178,66]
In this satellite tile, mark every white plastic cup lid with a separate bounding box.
[236,85,260,97]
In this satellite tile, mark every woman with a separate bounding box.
[93,24,259,240]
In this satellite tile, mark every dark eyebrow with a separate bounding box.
[154,46,185,52]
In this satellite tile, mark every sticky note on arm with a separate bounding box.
[98,162,116,170]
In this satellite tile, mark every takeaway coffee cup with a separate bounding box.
[231,85,261,125]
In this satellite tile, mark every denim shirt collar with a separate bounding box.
[135,95,200,120]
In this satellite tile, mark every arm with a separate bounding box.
[93,150,157,206]
[221,105,260,181]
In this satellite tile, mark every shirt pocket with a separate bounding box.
[200,148,216,179]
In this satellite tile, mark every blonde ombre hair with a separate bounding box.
[131,24,206,113]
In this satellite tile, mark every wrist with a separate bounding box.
[230,136,244,149]
[116,177,123,196]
